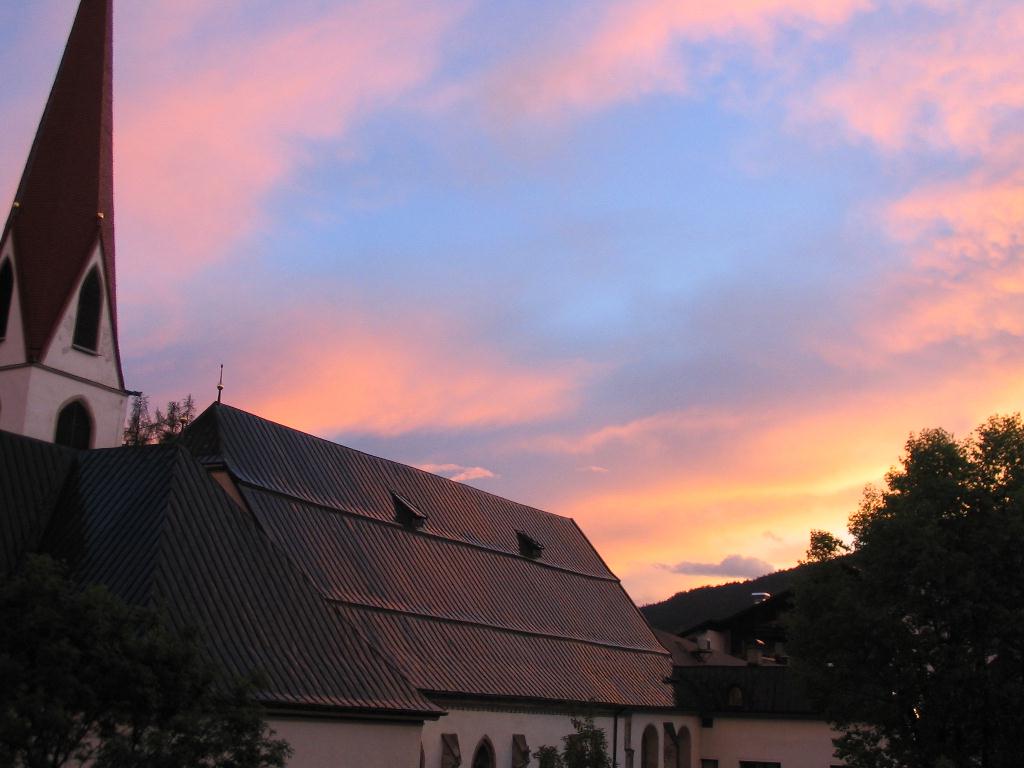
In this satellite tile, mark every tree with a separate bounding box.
[0,555,291,768]
[800,529,848,564]
[788,415,1024,768]
[533,716,610,768]
[123,394,196,446]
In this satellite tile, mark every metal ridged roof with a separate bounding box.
[184,405,613,577]
[0,433,438,717]
[183,404,675,708]
[0,430,76,576]
[671,666,818,716]
[336,606,674,707]
[244,486,663,651]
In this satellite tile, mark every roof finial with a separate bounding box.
[217,364,224,403]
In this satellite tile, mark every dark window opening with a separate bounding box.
[516,530,544,559]
[0,259,12,340]
[727,685,744,707]
[641,724,659,768]
[55,401,92,449]
[471,738,495,768]
[739,762,781,768]
[73,267,102,351]
[392,490,428,529]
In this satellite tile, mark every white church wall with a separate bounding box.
[0,365,31,435]
[697,717,840,768]
[42,244,121,390]
[267,716,422,768]
[21,366,126,448]
[419,706,701,768]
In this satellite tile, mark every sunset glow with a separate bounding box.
[3,0,1023,604]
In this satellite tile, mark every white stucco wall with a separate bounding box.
[42,245,121,390]
[19,366,125,448]
[419,706,700,768]
[268,716,423,768]
[697,717,840,768]
[0,238,126,447]
[0,365,30,434]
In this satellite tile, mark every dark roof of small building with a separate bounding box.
[2,0,121,375]
[653,629,747,668]
[181,404,676,708]
[671,665,819,718]
[0,429,439,718]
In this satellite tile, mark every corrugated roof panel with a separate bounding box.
[243,486,663,653]
[40,442,438,716]
[336,605,675,708]
[0,430,77,575]
[184,405,612,577]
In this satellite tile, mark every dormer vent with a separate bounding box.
[516,531,544,559]
[392,490,428,529]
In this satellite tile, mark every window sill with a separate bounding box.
[72,343,100,356]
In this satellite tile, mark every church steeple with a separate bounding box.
[0,0,127,449]
[5,0,118,364]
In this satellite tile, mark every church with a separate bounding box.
[0,2,840,767]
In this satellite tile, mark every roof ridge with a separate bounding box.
[211,403,571,522]
[237,479,619,582]
[331,599,669,656]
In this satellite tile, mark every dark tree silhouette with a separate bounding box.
[0,555,291,768]
[789,415,1024,768]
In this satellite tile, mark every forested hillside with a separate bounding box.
[640,566,806,632]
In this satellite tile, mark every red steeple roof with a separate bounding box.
[2,0,119,368]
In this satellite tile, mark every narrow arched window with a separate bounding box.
[641,725,659,768]
[73,267,102,351]
[55,400,92,449]
[471,737,495,768]
[0,259,13,340]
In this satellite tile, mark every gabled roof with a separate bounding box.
[2,0,121,372]
[653,629,746,668]
[0,430,439,717]
[182,404,676,708]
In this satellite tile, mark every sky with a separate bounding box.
[2,0,1023,605]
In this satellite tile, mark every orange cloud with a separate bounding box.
[227,303,587,437]
[490,0,871,118]
[541,352,1024,602]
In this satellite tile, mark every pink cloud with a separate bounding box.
[417,463,498,483]
[804,3,1024,153]
[114,0,460,285]
[489,0,872,118]
[204,302,589,437]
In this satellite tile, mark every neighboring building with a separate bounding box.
[680,592,794,666]
[0,2,845,766]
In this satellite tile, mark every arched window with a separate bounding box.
[73,267,102,352]
[0,259,13,340]
[677,725,692,768]
[664,723,678,768]
[55,400,92,449]
[471,737,495,768]
[641,724,659,768]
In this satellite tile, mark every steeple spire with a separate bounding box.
[0,0,127,450]
[4,0,118,366]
